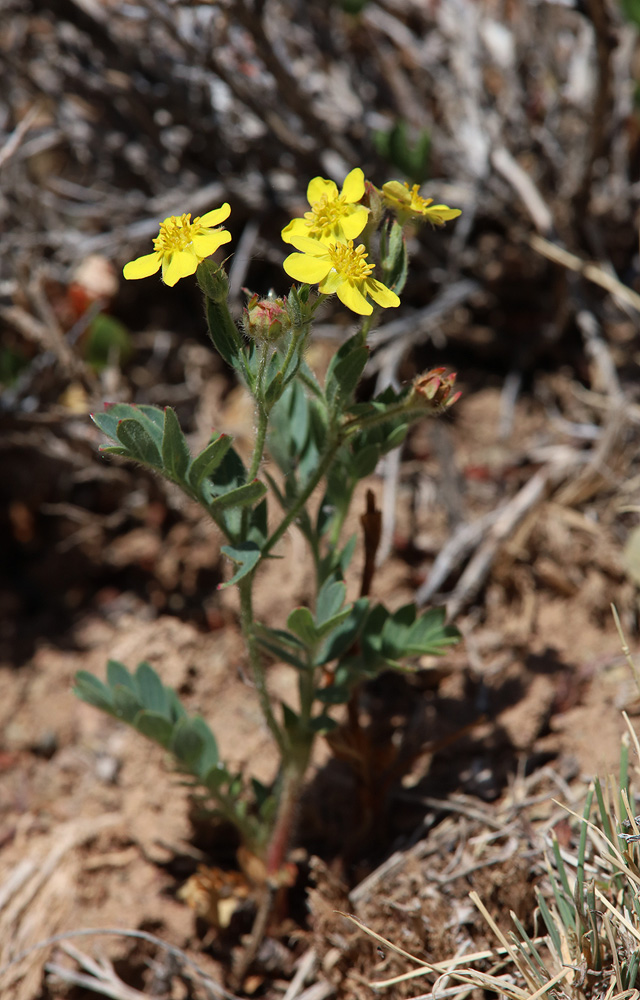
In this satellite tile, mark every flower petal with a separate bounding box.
[340,205,369,240]
[307,176,338,205]
[425,205,462,223]
[283,234,332,256]
[340,167,365,203]
[283,252,332,283]
[336,281,373,316]
[366,279,400,309]
[192,229,232,257]
[318,269,342,294]
[162,249,199,286]
[281,219,311,244]
[123,252,162,280]
[199,203,231,227]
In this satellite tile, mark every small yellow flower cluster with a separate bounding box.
[281,168,460,316]
[121,172,460,317]
[282,168,394,317]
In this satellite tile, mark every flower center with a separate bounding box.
[154,213,199,253]
[327,240,373,280]
[407,185,432,212]
[304,195,346,236]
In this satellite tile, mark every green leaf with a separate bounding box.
[202,763,231,791]
[309,714,338,733]
[287,607,318,646]
[386,424,408,451]
[316,597,370,665]
[73,671,114,712]
[316,578,346,625]
[113,684,143,723]
[312,607,353,647]
[134,709,173,747]
[315,682,351,704]
[165,688,188,723]
[171,718,205,767]
[404,607,460,656]
[254,625,307,669]
[351,444,380,480]
[93,403,165,457]
[189,433,233,490]
[382,220,405,270]
[135,405,165,440]
[134,662,168,716]
[246,498,268,549]
[264,370,284,405]
[189,716,219,776]
[116,418,162,468]
[219,542,261,588]
[327,346,369,406]
[162,406,190,482]
[209,478,267,513]
[107,660,135,692]
[203,293,247,377]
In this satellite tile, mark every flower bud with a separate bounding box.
[197,258,229,303]
[243,292,291,342]
[409,368,461,412]
[361,180,384,232]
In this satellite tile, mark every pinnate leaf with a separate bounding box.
[135,662,168,716]
[134,710,173,747]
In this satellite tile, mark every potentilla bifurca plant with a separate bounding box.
[74,169,461,895]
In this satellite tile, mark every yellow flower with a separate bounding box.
[281,168,369,245]
[382,181,461,226]
[123,205,232,287]
[283,235,400,316]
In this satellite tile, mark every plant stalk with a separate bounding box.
[238,575,288,757]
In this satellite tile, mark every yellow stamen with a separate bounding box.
[154,214,199,253]
[327,241,373,279]
[304,195,348,236]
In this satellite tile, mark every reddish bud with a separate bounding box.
[243,292,290,342]
[410,368,461,412]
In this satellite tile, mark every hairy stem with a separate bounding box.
[238,576,288,757]
[263,436,339,557]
